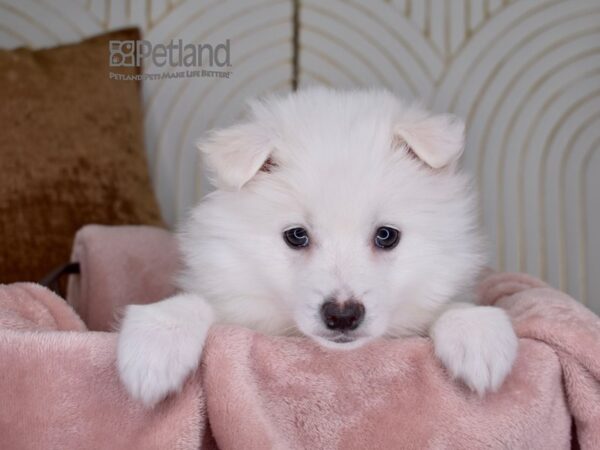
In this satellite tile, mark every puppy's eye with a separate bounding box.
[283,227,310,249]
[374,226,400,250]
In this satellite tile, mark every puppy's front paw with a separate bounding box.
[117,295,213,407]
[431,305,518,395]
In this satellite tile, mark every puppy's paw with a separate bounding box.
[431,305,518,395]
[117,294,213,407]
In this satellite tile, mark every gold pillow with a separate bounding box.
[0,28,163,283]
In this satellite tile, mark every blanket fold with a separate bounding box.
[67,224,179,331]
[1,225,598,449]
[482,272,600,449]
[0,283,206,450]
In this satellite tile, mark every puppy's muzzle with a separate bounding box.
[320,299,365,331]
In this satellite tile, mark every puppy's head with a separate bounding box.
[181,88,484,349]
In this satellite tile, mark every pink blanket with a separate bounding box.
[1,225,599,449]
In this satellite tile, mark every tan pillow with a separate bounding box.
[0,28,163,283]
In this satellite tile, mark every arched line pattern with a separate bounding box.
[299,68,335,87]
[442,0,450,58]
[430,3,575,215]
[440,6,600,276]
[518,78,600,280]
[50,0,105,34]
[145,1,179,29]
[481,22,600,269]
[0,19,33,45]
[143,0,284,74]
[192,75,293,201]
[469,9,600,202]
[173,19,291,212]
[123,0,131,22]
[476,10,600,188]
[342,0,441,80]
[83,0,111,30]
[173,15,291,134]
[301,24,391,88]
[538,87,600,283]
[0,3,61,43]
[516,67,600,276]
[440,0,563,111]
[144,1,286,177]
[579,134,600,305]
[0,2,60,44]
[143,3,292,220]
[393,0,503,53]
[183,60,292,213]
[559,113,600,303]
[179,52,291,214]
[30,0,88,37]
[300,43,363,86]
[176,58,291,217]
[204,59,290,132]
[303,25,389,86]
[462,0,512,46]
[301,1,431,97]
[142,0,230,113]
[499,46,600,271]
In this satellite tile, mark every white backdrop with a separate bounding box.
[1,0,598,313]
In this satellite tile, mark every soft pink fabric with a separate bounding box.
[67,225,179,331]
[0,283,85,332]
[1,225,599,449]
[0,283,207,450]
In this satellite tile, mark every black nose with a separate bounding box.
[320,300,365,331]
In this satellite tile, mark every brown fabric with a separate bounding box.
[0,28,163,284]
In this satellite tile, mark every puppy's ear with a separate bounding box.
[197,122,271,190]
[394,113,465,169]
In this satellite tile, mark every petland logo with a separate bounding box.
[109,39,232,81]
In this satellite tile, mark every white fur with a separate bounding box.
[431,303,518,395]
[117,294,213,406]
[117,87,517,406]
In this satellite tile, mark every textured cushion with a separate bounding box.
[0,28,163,283]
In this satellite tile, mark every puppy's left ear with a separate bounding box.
[394,113,465,169]
[197,121,272,190]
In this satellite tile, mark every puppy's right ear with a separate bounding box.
[197,121,272,190]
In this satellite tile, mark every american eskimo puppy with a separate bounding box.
[117,87,518,407]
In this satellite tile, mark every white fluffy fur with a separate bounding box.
[431,303,518,395]
[117,294,213,406]
[117,87,518,406]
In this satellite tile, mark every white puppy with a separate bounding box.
[117,88,518,407]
